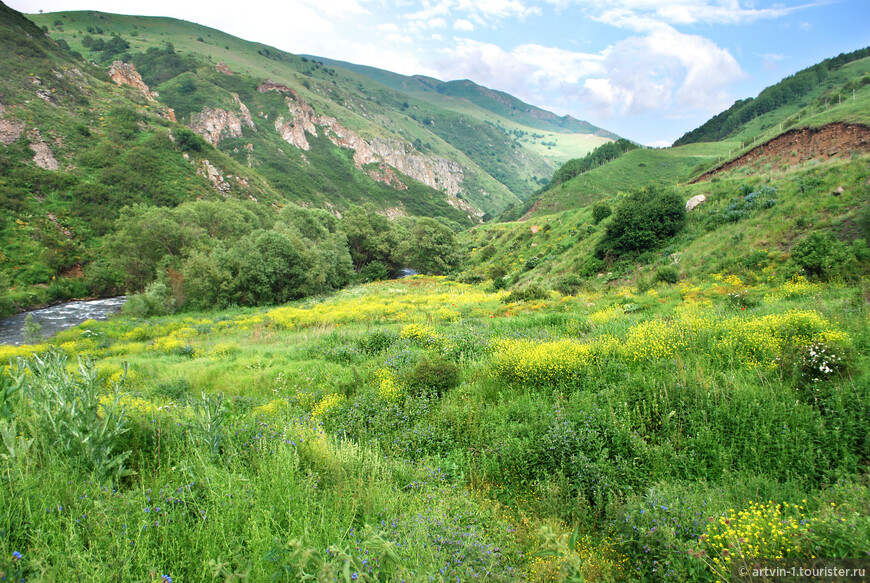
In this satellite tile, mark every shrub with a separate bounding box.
[596,185,686,258]
[655,266,679,284]
[579,256,604,277]
[591,202,612,224]
[503,284,548,303]
[123,281,174,318]
[790,232,845,280]
[555,274,583,295]
[523,255,541,271]
[404,355,460,397]
[477,245,497,261]
[487,264,507,280]
[487,277,509,292]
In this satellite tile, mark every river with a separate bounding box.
[0,297,126,346]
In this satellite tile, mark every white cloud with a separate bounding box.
[437,38,537,95]
[545,0,821,29]
[454,18,475,30]
[455,0,541,20]
[511,44,605,84]
[581,26,743,116]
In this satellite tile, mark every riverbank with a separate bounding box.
[0,296,126,345]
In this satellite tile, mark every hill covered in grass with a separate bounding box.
[675,47,870,146]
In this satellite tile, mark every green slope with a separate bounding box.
[310,55,619,164]
[29,10,569,212]
[459,153,869,295]
[311,56,619,137]
[520,141,736,217]
[675,48,870,147]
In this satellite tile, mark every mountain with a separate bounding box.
[308,56,620,138]
[310,56,619,168]
[0,3,622,314]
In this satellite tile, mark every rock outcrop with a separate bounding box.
[259,81,467,201]
[0,102,25,145]
[215,62,233,75]
[189,94,256,147]
[107,61,155,101]
[27,129,58,170]
[197,159,231,194]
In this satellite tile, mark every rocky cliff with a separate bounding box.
[189,93,257,147]
[259,82,473,210]
[108,61,155,101]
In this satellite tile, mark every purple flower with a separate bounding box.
[12,551,22,560]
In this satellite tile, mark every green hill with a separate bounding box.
[311,56,619,165]
[675,47,870,147]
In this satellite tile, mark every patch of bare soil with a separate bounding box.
[691,123,870,183]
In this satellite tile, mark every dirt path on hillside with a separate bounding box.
[690,122,870,183]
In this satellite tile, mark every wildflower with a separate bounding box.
[162,576,172,583]
[12,551,22,560]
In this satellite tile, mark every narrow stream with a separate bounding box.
[0,297,126,346]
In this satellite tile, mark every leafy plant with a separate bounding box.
[24,350,132,481]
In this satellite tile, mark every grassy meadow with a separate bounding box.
[1,273,868,581]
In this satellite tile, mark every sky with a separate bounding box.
[8,0,870,146]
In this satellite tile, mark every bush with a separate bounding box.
[123,281,174,318]
[523,255,541,271]
[504,284,549,303]
[357,260,389,283]
[579,256,604,277]
[655,265,679,284]
[790,232,845,280]
[555,274,583,295]
[487,277,509,292]
[404,356,460,397]
[596,185,686,258]
[591,202,612,224]
[487,265,507,280]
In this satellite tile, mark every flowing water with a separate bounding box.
[0,297,126,346]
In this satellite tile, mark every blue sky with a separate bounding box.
[9,0,870,145]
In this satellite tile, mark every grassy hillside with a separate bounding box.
[459,152,869,297]
[514,141,737,217]
[675,49,870,147]
[312,56,620,139]
[522,54,870,220]
[29,10,568,212]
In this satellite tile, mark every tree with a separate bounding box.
[341,205,400,276]
[403,218,459,275]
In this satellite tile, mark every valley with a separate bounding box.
[0,2,869,581]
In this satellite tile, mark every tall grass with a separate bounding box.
[1,275,868,581]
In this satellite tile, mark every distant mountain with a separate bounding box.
[308,56,621,139]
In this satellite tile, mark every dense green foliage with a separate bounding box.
[675,46,870,145]
[595,185,686,259]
